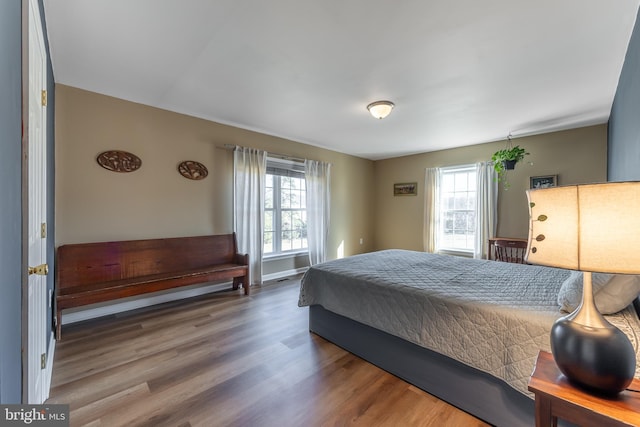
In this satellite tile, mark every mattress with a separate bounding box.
[298,249,640,396]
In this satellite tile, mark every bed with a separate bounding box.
[297,249,640,427]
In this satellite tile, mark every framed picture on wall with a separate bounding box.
[530,175,558,189]
[394,182,417,196]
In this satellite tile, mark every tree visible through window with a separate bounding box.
[438,166,477,252]
[264,160,308,255]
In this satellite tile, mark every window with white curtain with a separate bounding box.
[264,158,308,256]
[437,165,478,253]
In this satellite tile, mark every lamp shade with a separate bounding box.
[526,182,640,274]
[527,181,639,395]
[367,101,394,119]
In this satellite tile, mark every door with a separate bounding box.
[26,0,49,404]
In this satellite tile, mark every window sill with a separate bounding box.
[263,251,308,261]
[437,249,474,258]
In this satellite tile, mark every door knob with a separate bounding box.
[28,264,48,276]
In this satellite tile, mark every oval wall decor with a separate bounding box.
[178,160,208,180]
[96,150,142,173]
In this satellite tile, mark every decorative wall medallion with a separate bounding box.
[96,150,142,173]
[178,161,208,180]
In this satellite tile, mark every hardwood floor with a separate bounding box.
[48,277,490,427]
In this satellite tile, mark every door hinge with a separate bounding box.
[41,90,47,107]
[28,264,49,276]
[41,222,47,238]
[41,353,46,369]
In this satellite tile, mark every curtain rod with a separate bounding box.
[219,144,306,163]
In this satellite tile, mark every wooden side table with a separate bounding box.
[528,350,640,427]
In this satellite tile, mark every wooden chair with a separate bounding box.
[490,238,528,264]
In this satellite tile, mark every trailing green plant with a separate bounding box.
[491,145,529,188]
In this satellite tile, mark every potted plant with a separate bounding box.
[491,145,529,188]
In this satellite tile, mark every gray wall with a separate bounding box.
[0,0,55,404]
[40,0,56,346]
[0,0,24,404]
[608,7,640,181]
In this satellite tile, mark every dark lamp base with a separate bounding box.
[550,317,636,395]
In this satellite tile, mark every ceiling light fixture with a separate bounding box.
[367,101,394,119]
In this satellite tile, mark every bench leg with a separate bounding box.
[233,276,249,295]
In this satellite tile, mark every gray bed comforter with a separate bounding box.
[298,249,640,396]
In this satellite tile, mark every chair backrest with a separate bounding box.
[493,239,528,264]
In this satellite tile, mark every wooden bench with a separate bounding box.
[55,233,249,339]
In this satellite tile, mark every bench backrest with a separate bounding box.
[57,233,240,289]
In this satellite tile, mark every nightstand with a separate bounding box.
[528,350,640,427]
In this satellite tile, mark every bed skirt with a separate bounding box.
[309,304,535,427]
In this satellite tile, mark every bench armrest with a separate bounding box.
[235,253,249,266]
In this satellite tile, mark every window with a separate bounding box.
[264,158,308,256]
[437,165,477,253]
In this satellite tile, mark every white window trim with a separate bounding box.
[437,248,474,257]
[264,156,309,257]
[436,164,477,254]
[263,250,308,261]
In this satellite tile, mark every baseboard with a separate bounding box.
[61,268,308,326]
[262,267,307,282]
[43,331,55,402]
[61,281,233,325]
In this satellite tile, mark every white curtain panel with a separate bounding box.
[305,159,331,265]
[423,167,439,253]
[233,147,267,285]
[474,161,498,259]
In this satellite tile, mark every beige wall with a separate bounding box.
[55,85,607,268]
[55,85,375,271]
[373,125,608,251]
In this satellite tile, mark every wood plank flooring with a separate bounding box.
[47,277,490,427]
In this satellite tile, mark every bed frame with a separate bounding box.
[310,301,640,427]
[302,248,640,427]
[309,305,534,426]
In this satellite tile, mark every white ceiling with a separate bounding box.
[43,1,640,160]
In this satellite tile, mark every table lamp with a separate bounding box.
[526,182,639,395]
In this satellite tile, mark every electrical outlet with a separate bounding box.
[359,238,364,245]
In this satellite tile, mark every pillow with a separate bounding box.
[557,271,640,314]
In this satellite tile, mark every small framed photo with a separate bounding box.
[394,182,417,196]
[530,175,558,189]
